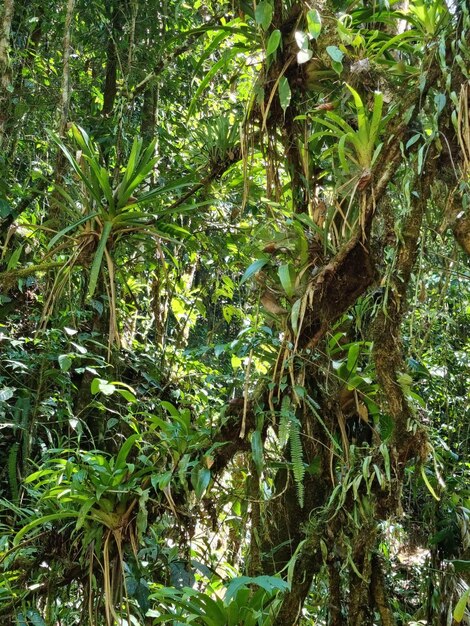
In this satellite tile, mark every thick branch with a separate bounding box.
[372,157,437,463]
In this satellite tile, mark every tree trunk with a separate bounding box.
[58,0,75,137]
[370,554,396,626]
[0,0,14,147]
[50,0,76,224]
[102,5,121,116]
[141,86,157,145]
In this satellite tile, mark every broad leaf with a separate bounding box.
[307,9,322,39]
[266,29,281,56]
[255,1,273,30]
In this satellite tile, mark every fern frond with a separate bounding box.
[289,418,305,508]
[279,395,291,447]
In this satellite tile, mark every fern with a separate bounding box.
[289,418,305,508]
[279,396,291,447]
[279,395,305,508]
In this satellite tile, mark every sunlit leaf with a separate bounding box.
[278,77,291,113]
[453,588,470,622]
[0,387,15,402]
[307,9,322,39]
[192,466,211,499]
[255,1,273,30]
[240,258,268,285]
[266,29,281,56]
[297,49,313,64]
[278,263,296,297]
[58,354,72,371]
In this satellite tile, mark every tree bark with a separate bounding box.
[102,5,122,116]
[370,554,396,626]
[58,0,75,136]
[0,0,14,147]
[50,0,75,224]
[141,86,157,144]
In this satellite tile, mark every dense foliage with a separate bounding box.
[0,0,469,624]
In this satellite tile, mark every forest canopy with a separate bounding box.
[0,0,469,624]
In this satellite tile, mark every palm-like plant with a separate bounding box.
[149,575,290,625]
[42,125,195,345]
[13,433,153,626]
[311,86,385,181]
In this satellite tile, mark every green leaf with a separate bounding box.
[453,588,470,623]
[26,610,46,626]
[450,560,470,573]
[58,354,72,371]
[278,77,291,113]
[251,430,264,474]
[326,46,344,75]
[91,378,115,396]
[91,378,102,394]
[240,258,268,285]
[136,175,196,204]
[307,9,322,39]
[380,443,391,481]
[14,512,80,545]
[368,91,384,147]
[7,245,22,271]
[297,49,313,64]
[51,133,102,204]
[406,133,421,149]
[100,382,115,395]
[122,137,143,189]
[87,220,113,298]
[116,388,137,403]
[255,1,273,30]
[326,45,344,63]
[347,343,360,374]
[224,575,289,605]
[266,29,281,56]
[291,298,302,335]
[420,465,440,501]
[192,466,211,499]
[295,30,309,50]
[188,50,238,118]
[0,199,12,218]
[161,401,181,417]
[278,263,296,297]
[231,354,242,370]
[0,387,15,402]
[115,434,140,470]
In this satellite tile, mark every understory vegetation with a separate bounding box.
[0,0,469,624]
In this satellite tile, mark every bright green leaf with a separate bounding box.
[240,258,268,285]
[278,263,296,298]
[255,1,273,30]
[278,77,291,113]
[192,466,211,499]
[454,588,470,622]
[266,29,281,56]
[307,9,322,39]
[58,354,73,372]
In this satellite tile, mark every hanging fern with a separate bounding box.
[289,418,305,508]
[279,395,291,447]
[279,395,305,508]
